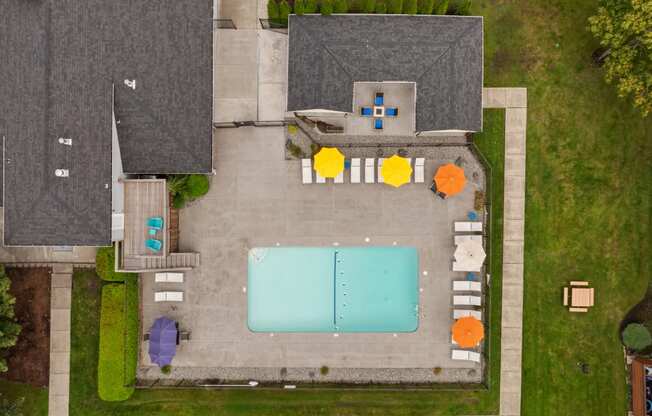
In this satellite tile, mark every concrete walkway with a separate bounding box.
[483,87,527,416]
[48,264,73,416]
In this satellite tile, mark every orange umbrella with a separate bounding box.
[451,316,484,348]
[434,163,466,196]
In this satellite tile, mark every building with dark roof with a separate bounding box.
[0,0,213,246]
[287,14,483,133]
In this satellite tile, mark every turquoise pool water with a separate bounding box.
[247,247,419,332]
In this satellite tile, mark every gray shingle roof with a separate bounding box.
[0,0,212,246]
[287,15,483,132]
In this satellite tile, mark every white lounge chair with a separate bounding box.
[454,221,473,232]
[301,159,312,184]
[364,158,374,183]
[351,158,361,184]
[155,272,184,283]
[471,222,483,232]
[453,281,482,292]
[377,158,385,183]
[453,309,482,320]
[316,172,326,184]
[454,235,483,245]
[451,349,469,361]
[155,291,184,302]
[334,171,344,183]
[453,295,481,306]
[415,158,425,183]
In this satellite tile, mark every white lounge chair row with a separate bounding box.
[453,295,482,306]
[452,349,481,363]
[454,221,483,233]
[453,309,482,320]
[155,272,184,283]
[155,291,183,302]
[301,158,425,185]
[453,280,482,292]
[454,235,482,246]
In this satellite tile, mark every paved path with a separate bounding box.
[483,87,527,416]
[48,264,73,416]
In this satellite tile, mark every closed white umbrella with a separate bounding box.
[453,239,486,272]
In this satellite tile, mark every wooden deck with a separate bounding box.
[123,179,168,257]
[632,357,652,416]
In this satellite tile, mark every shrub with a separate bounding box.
[375,0,386,13]
[448,0,471,15]
[622,323,652,351]
[432,367,442,375]
[96,247,137,282]
[305,0,319,12]
[320,0,333,15]
[98,284,134,401]
[333,0,348,12]
[362,0,376,12]
[403,0,417,14]
[417,0,434,13]
[278,0,291,24]
[0,267,21,373]
[294,0,305,15]
[267,0,280,20]
[320,365,329,376]
[287,141,306,159]
[161,365,172,375]
[387,0,402,13]
[0,395,24,416]
[167,174,211,208]
[124,276,139,388]
[434,0,448,14]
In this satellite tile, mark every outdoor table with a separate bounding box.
[571,287,594,307]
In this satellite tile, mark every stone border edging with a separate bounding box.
[483,87,526,416]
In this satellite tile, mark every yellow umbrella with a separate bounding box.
[381,155,413,188]
[314,147,345,178]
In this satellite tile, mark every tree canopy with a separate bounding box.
[0,266,21,373]
[588,0,652,117]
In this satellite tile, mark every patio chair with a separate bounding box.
[374,118,383,130]
[569,307,588,313]
[364,158,375,183]
[570,281,589,286]
[454,222,473,232]
[377,158,385,183]
[146,238,162,253]
[147,216,164,230]
[166,273,184,283]
[374,92,384,106]
[302,159,313,184]
[386,108,398,116]
[334,171,344,184]
[453,309,482,320]
[468,351,481,363]
[414,158,425,183]
[454,235,483,245]
[563,287,569,306]
[453,281,482,292]
[351,158,361,183]
[361,107,373,116]
[451,350,469,361]
[179,331,191,341]
[155,291,182,302]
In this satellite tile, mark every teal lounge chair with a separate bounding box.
[146,239,162,253]
[147,216,164,230]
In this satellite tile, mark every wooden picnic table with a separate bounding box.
[571,287,594,307]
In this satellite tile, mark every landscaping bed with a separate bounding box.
[1,268,50,387]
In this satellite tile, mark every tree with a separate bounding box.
[622,323,652,350]
[588,0,652,117]
[321,0,334,15]
[403,0,418,13]
[305,0,319,12]
[387,0,403,13]
[362,0,376,12]
[294,0,306,15]
[434,0,448,14]
[0,395,24,416]
[334,0,349,12]
[267,0,280,21]
[0,266,21,373]
[417,0,434,13]
[278,0,291,25]
[375,0,387,12]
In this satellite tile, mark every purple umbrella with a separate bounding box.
[148,317,177,367]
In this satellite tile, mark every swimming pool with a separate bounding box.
[247,246,419,332]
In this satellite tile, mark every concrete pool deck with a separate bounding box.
[138,125,487,383]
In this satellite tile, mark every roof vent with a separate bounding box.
[124,79,136,90]
[55,169,69,177]
[58,137,72,145]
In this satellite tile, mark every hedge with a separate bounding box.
[334,0,349,13]
[97,284,134,401]
[320,0,333,15]
[124,276,139,387]
[375,0,387,13]
[95,247,137,282]
[417,0,434,13]
[403,0,417,14]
